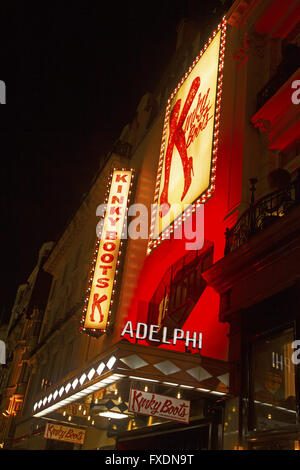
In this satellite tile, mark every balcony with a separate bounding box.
[225,172,300,255]
[146,245,213,341]
[257,44,300,110]
[252,44,300,152]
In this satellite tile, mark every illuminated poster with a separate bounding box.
[149,22,226,251]
[81,169,133,335]
[128,388,190,424]
[44,423,85,445]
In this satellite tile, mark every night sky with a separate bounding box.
[0,1,231,323]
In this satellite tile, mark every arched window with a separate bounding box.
[147,246,214,335]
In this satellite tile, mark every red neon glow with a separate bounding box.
[159,76,201,217]
[148,21,227,253]
[80,168,135,337]
[119,20,237,362]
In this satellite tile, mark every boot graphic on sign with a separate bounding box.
[90,293,107,323]
[159,76,200,218]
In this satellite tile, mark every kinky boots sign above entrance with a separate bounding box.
[129,388,190,424]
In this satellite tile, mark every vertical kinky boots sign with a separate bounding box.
[81,169,133,335]
[149,20,226,251]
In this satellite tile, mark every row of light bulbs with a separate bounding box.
[61,387,123,424]
[62,409,95,426]
[61,384,182,425]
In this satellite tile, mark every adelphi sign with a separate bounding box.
[121,321,203,350]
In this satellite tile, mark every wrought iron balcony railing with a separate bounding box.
[224,173,300,255]
[257,44,300,110]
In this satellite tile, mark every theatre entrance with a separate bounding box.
[117,420,221,450]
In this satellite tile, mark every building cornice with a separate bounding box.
[226,0,261,28]
[203,204,300,319]
[32,341,230,419]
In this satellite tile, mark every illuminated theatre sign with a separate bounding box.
[81,169,133,336]
[44,423,86,445]
[121,321,203,350]
[129,388,190,424]
[149,20,226,252]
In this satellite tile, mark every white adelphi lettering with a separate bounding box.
[136,323,147,339]
[162,326,170,344]
[121,320,134,338]
[121,321,202,349]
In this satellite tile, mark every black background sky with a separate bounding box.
[0,1,231,323]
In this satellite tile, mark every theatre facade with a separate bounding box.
[1,0,300,450]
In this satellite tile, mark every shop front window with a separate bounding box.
[251,327,297,431]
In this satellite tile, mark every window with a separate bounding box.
[49,278,57,301]
[147,247,213,333]
[73,243,83,270]
[48,351,59,385]
[62,340,74,376]
[39,362,50,391]
[250,326,296,431]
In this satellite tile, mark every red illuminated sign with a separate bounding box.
[128,388,190,424]
[80,169,134,336]
[148,20,227,252]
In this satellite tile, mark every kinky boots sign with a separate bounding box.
[128,388,190,424]
[44,423,86,445]
[81,169,133,336]
[149,21,226,251]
